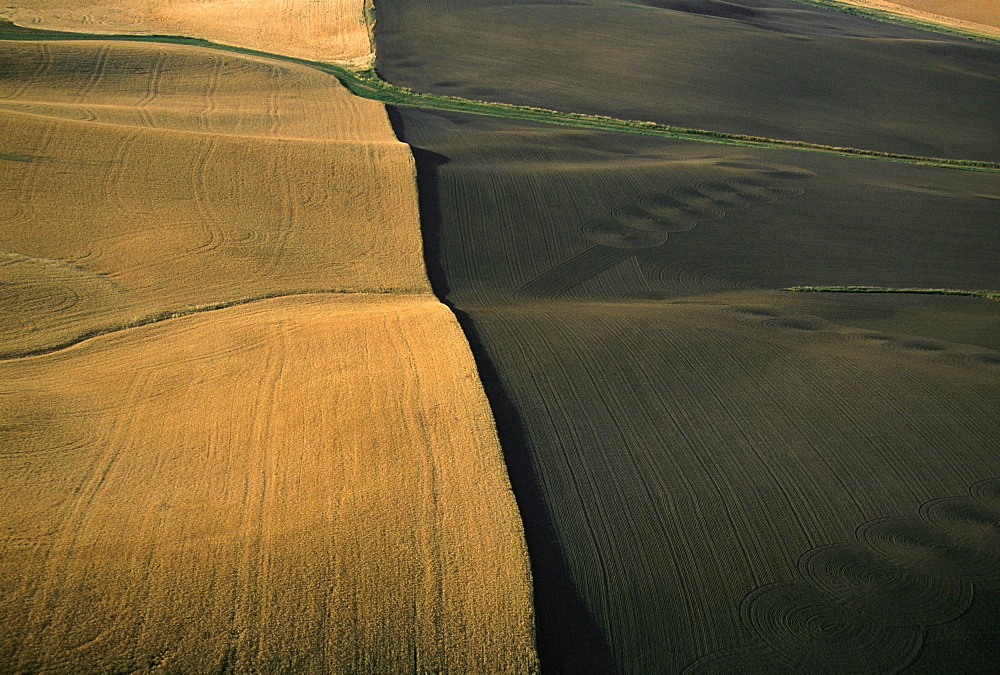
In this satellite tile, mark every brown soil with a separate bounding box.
[374,0,1000,161]
[387,105,1000,671]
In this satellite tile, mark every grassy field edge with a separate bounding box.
[2,21,998,173]
[0,288,428,362]
[786,0,1000,44]
[785,285,1000,301]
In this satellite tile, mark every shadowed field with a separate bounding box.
[375,0,1000,161]
[0,32,539,671]
[387,103,1000,671]
[0,0,375,65]
[395,111,998,304]
[374,9,999,663]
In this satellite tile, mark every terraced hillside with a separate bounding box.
[380,3,1000,669]
[0,20,538,675]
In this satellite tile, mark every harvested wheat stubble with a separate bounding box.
[832,0,1000,32]
[0,294,538,672]
[387,106,1000,671]
[0,40,429,357]
[0,0,374,65]
[0,33,539,672]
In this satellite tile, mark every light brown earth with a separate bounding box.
[0,0,375,65]
[0,35,539,672]
[834,0,1000,35]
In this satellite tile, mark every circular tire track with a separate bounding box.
[697,180,765,208]
[682,645,798,674]
[556,157,817,289]
[741,581,924,673]
[963,353,1000,368]
[579,218,668,249]
[972,479,1000,510]
[634,194,701,231]
[0,282,81,315]
[858,517,1000,582]
[713,160,817,181]
[668,185,726,221]
[612,204,667,232]
[727,176,805,199]
[920,497,1000,553]
[800,543,973,626]
[762,316,827,332]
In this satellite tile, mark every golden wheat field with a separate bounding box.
[0,0,375,65]
[0,12,539,671]
[0,294,536,672]
[839,0,1000,31]
[0,39,429,357]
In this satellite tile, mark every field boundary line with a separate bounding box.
[785,0,1000,44]
[785,286,1000,301]
[2,22,998,173]
[0,288,429,361]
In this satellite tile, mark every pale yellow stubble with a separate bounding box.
[1,0,376,65]
[0,295,538,673]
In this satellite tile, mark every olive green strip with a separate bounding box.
[785,286,1000,301]
[785,0,1000,45]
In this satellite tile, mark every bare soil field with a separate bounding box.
[0,0,374,65]
[386,105,1000,671]
[374,0,1000,161]
[395,111,998,304]
[0,294,537,672]
[1,34,539,671]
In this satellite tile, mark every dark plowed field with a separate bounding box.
[375,0,1000,160]
[377,1,1000,671]
[385,107,1000,671]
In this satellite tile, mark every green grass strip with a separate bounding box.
[2,20,999,173]
[0,151,47,162]
[330,68,1000,172]
[785,286,1000,301]
[786,0,1000,45]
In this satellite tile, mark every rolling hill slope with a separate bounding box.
[375,0,1000,161]
[0,28,540,672]
[386,98,1000,671]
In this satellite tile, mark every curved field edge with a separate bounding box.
[0,25,537,672]
[0,294,542,672]
[1,21,997,173]
[786,286,1000,301]
[786,0,1000,43]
